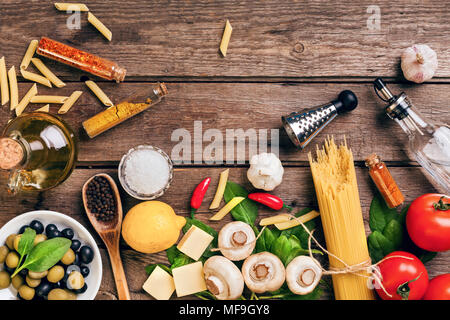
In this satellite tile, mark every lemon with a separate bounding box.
[122,201,186,253]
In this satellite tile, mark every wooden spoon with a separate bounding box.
[82,173,131,300]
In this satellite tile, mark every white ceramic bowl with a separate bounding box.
[0,210,102,300]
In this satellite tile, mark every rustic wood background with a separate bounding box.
[0,0,449,300]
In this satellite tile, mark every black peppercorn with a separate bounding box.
[86,176,116,222]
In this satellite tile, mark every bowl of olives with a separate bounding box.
[0,211,102,300]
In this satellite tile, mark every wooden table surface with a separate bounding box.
[0,0,449,300]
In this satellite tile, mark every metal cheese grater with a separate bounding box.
[282,90,358,149]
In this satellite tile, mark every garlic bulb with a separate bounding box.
[401,44,438,83]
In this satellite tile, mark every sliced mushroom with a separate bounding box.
[218,221,256,261]
[286,256,322,295]
[203,256,244,300]
[241,252,285,293]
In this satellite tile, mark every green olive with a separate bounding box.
[47,265,65,283]
[5,251,19,269]
[5,234,16,250]
[13,234,21,252]
[0,245,9,264]
[18,285,35,300]
[0,271,11,289]
[61,248,75,265]
[11,275,24,290]
[67,271,84,290]
[33,234,47,246]
[25,275,41,288]
[28,270,48,280]
[65,289,77,300]
[48,288,71,300]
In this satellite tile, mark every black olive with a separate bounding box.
[61,228,74,240]
[29,220,44,234]
[73,253,81,266]
[79,246,94,264]
[18,225,29,234]
[35,282,52,298]
[4,265,14,274]
[47,229,62,239]
[45,224,58,235]
[19,268,28,278]
[80,266,90,277]
[70,239,81,252]
[74,283,87,294]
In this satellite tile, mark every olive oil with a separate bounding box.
[0,112,77,193]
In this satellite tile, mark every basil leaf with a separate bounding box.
[369,194,398,232]
[383,219,403,249]
[270,235,292,265]
[145,264,172,275]
[223,181,258,225]
[171,253,195,270]
[22,237,71,272]
[368,231,395,263]
[18,228,36,257]
[256,227,278,252]
[280,208,317,249]
[166,245,179,265]
[183,218,218,258]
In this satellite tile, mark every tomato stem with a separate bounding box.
[396,272,423,300]
[433,196,449,211]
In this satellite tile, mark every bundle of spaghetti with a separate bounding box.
[308,137,374,300]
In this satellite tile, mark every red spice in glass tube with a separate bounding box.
[36,37,126,82]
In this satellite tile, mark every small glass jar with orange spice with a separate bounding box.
[365,153,405,208]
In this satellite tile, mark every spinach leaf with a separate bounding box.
[255,227,279,252]
[270,235,291,265]
[369,194,399,232]
[18,228,36,257]
[145,264,172,275]
[166,245,179,265]
[223,181,258,225]
[279,208,317,249]
[171,253,195,270]
[383,219,403,249]
[368,231,395,263]
[12,237,71,276]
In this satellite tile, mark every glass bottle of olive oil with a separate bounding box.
[0,112,77,193]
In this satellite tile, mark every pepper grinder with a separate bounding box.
[282,90,358,149]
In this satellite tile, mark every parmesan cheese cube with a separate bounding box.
[142,266,175,300]
[177,225,214,261]
[172,261,206,297]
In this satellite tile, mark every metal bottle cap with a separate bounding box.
[282,90,358,149]
[373,78,412,120]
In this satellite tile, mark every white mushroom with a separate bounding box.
[286,256,322,295]
[241,252,285,293]
[219,221,256,261]
[203,256,244,300]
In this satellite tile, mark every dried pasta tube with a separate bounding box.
[85,80,113,106]
[219,20,232,57]
[88,12,112,41]
[16,84,38,116]
[30,95,69,104]
[54,3,89,11]
[8,66,18,110]
[20,40,38,70]
[20,69,52,88]
[31,58,66,88]
[36,104,50,112]
[58,91,83,114]
[0,57,9,105]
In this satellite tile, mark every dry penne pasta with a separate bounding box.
[31,58,66,88]
[219,20,232,57]
[30,95,69,104]
[88,12,112,41]
[21,69,52,88]
[54,3,89,11]
[85,80,113,106]
[0,57,9,105]
[58,91,83,114]
[20,40,38,70]
[8,66,18,110]
[16,83,38,116]
[209,169,229,209]
[36,104,50,112]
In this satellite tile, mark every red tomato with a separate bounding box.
[406,194,450,252]
[423,274,450,300]
[375,251,429,300]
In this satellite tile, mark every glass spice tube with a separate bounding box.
[36,37,126,82]
[365,153,405,208]
[82,82,168,138]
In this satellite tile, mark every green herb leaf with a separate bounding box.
[369,194,399,232]
[255,227,279,252]
[383,219,403,249]
[171,253,195,270]
[183,218,218,258]
[270,235,291,265]
[18,228,36,257]
[368,231,395,263]
[223,181,258,225]
[279,208,317,249]
[145,264,172,275]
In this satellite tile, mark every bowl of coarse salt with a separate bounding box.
[118,145,173,200]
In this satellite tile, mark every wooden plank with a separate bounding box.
[1,0,449,79]
[0,166,447,300]
[0,82,447,163]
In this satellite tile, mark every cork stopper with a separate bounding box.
[156,82,168,97]
[365,153,380,168]
[0,138,24,170]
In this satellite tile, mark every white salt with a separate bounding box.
[123,149,170,195]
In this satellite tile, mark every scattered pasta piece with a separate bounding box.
[20,69,52,88]
[54,3,89,11]
[30,95,69,104]
[219,20,232,57]
[20,40,38,70]
[85,80,113,106]
[58,91,83,114]
[31,58,66,88]
[259,214,291,226]
[210,197,245,221]
[274,210,320,230]
[8,66,18,110]
[88,12,112,41]
[0,57,9,105]
[16,83,38,116]
[209,169,229,209]
[36,104,50,112]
